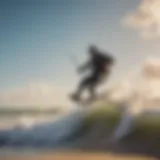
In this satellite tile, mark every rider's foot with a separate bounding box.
[70,93,81,101]
[89,94,97,101]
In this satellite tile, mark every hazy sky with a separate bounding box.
[0,0,159,107]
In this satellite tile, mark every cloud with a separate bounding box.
[0,82,72,108]
[122,0,160,39]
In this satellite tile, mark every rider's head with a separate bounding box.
[88,45,98,56]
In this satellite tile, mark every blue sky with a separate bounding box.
[0,0,159,92]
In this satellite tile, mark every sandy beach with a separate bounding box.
[1,151,159,160]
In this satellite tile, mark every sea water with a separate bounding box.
[0,107,85,155]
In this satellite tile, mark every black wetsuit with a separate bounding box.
[74,52,114,99]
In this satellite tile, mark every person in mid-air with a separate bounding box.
[71,45,115,101]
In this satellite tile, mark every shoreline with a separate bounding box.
[1,150,158,160]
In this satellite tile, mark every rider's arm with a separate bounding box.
[78,60,92,73]
[100,52,115,65]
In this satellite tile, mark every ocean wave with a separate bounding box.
[0,109,85,148]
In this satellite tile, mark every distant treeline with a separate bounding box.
[0,107,61,115]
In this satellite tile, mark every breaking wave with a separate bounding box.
[0,109,86,148]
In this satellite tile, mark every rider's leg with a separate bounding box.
[88,77,99,100]
[72,76,91,100]
[88,84,96,99]
[87,71,102,100]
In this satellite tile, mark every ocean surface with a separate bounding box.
[0,105,159,156]
[0,107,86,155]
